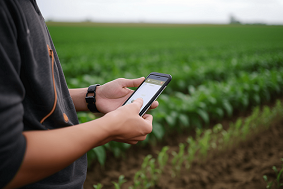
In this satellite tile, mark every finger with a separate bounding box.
[114,139,139,144]
[142,114,153,123]
[149,101,159,110]
[120,77,145,88]
[141,114,153,134]
[115,135,148,144]
[130,98,144,112]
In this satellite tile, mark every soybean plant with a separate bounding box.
[262,106,271,126]
[263,158,283,188]
[131,155,157,189]
[132,170,150,189]
[157,146,169,172]
[195,128,203,140]
[140,155,153,188]
[131,171,142,189]
[241,117,252,140]
[148,158,161,186]
[171,143,185,177]
[211,124,223,150]
[263,175,274,189]
[250,107,260,128]
[272,159,283,188]
[112,175,127,189]
[93,183,103,189]
[186,137,198,169]
[234,118,242,136]
[198,130,211,158]
[228,118,243,147]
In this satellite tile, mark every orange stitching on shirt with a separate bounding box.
[63,113,69,123]
[40,44,58,124]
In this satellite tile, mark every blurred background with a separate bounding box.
[36,1,283,188]
[38,0,283,24]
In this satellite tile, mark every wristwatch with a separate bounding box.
[85,84,100,113]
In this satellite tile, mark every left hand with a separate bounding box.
[95,77,159,114]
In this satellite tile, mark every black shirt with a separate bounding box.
[0,0,87,188]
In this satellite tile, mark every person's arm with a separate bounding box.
[0,2,153,188]
[4,98,152,189]
[69,78,159,113]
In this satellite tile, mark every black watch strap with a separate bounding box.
[85,84,100,113]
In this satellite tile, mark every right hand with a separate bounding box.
[103,98,153,144]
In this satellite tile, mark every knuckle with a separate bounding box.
[118,78,125,82]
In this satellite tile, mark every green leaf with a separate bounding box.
[93,146,106,166]
[122,143,131,150]
[214,108,224,118]
[208,97,217,104]
[93,183,103,189]
[272,166,278,174]
[223,101,233,117]
[112,146,121,158]
[179,114,189,127]
[235,118,242,130]
[241,95,249,108]
[152,122,165,140]
[191,116,202,129]
[253,94,261,104]
[188,85,196,94]
[253,84,260,92]
[118,175,127,185]
[263,175,268,182]
[197,109,209,124]
[177,80,186,89]
[112,182,119,189]
[165,111,177,127]
[212,124,223,133]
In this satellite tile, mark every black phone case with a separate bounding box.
[123,72,172,116]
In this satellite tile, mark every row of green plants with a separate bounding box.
[66,50,283,95]
[49,26,283,94]
[84,67,283,165]
[93,100,283,189]
[151,68,283,135]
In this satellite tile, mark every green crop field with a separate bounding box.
[47,23,283,165]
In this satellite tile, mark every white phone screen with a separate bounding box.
[124,78,165,112]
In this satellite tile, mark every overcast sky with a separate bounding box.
[37,0,283,24]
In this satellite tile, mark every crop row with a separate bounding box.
[84,67,283,164]
[146,67,283,143]
[66,49,283,95]
[49,26,283,95]
[92,100,283,189]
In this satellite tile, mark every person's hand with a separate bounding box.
[103,98,153,144]
[95,77,158,114]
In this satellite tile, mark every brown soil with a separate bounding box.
[84,114,283,189]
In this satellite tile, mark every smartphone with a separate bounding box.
[123,72,172,116]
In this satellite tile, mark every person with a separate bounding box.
[0,0,158,188]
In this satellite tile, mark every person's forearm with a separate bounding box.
[4,117,112,189]
[4,98,153,189]
[69,88,89,111]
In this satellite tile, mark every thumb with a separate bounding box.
[131,98,144,112]
[121,77,145,88]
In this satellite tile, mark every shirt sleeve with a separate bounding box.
[0,2,27,188]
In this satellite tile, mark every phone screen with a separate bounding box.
[124,75,169,114]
